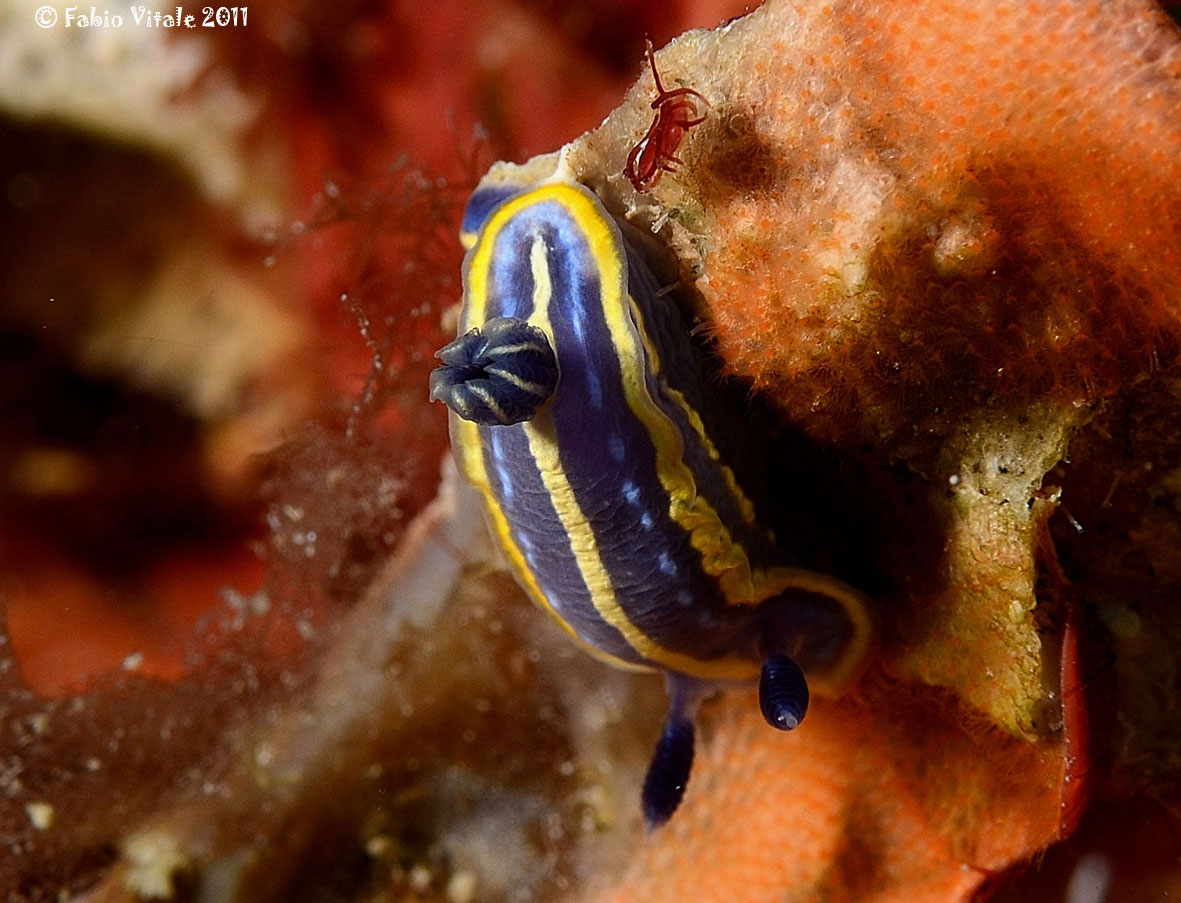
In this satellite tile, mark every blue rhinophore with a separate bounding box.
[759,653,810,731]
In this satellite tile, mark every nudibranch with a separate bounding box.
[430,161,873,827]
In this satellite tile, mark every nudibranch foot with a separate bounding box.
[642,676,708,829]
[758,653,810,731]
[429,316,559,426]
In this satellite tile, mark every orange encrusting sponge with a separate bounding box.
[694,0,1181,445]
[591,690,1063,903]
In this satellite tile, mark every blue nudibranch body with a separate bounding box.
[430,170,873,827]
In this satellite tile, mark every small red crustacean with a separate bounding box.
[625,39,709,192]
